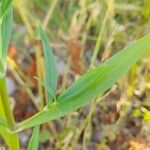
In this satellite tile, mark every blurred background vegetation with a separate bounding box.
[1,0,150,149]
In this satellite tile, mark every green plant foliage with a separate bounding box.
[16,34,150,131]
[27,126,40,150]
[0,96,19,150]
[142,0,150,20]
[38,25,58,102]
[39,129,51,143]
[34,77,56,101]
[1,1,150,149]
[0,0,13,76]
[0,1,19,149]
[0,126,19,150]
[0,59,5,78]
[143,112,150,121]
[0,0,12,18]
[0,116,6,126]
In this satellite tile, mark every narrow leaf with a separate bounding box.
[0,59,5,78]
[38,25,58,102]
[0,125,19,150]
[0,0,12,18]
[0,94,19,150]
[2,5,13,61]
[27,126,40,150]
[17,34,150,131]
[0,116,6,126]
[0,1,13,70]
[34,77,56,101]
[0,1,19,149]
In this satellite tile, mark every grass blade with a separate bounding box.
[1,5,13,61]
[38,25,58,102]
[27,126,40,150]
[34,77,56,101]
[0,0,12,18]
[0,2,19,149]
[0,1,13,70]
[0,94,19,150]
[0,59,5,78]
[17,34,150,131]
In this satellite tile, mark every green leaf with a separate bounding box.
[142,0,150,19]
[0,0,12,18]
[17,34,150,131]
[38,25,58,102]
[2,5,13,60]
[0,59,5,78]
[0,96,19,150]
[27,126,40,150]
[0,116,6,126]
[34,77,56,101]
[0,2,19,149]
[0,1,13,70]
[0,125,19,150]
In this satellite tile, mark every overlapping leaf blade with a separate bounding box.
[38,25,58,102]
[27,126,40,150]
[34,77,56,101]
[17,34,150,131]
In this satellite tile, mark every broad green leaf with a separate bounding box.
[38,25,58,102]
[17,34,150,131]
[27,126,40,150]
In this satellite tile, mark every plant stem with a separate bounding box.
[14,0,34,37]
[0,20,3,61]
[42,0,58,29]
[91,0,114,66]
[0,77,16,130]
